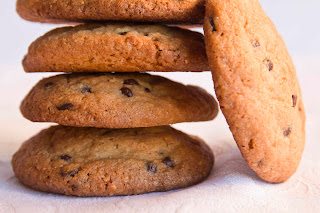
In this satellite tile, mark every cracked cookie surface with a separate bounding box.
[23,23,209,73]
[12,125,214,196]
[204,0,305,182]
[20,73,218,128]
[16,0,205,24]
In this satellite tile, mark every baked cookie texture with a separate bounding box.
[204,0,305,183]
[16,0,205,24]
[16,0,204,24]
[20,73,219,128]
[12,125,214,196]
[23,23,209,73]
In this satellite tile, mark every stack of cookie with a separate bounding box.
[12,1,219,196]
[13,0,306,195]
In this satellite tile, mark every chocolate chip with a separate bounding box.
[81,86,91,94]
[292,95,298,107]
[162,157,174,168]
[158,49,162,52]
[120,32,128,35]
[71,184,78,191]
[60,154,72,162]
[264,59,273,71]
[209,18,216,32]
[61,168,79,177]
[57,103,73,111]
[145,88,151,93]
[44,82,54,87]
[283,127,292,137]
[146,162,157,173]
[121,87,133,97]
[123,79,139,86]
[69,169,79,177]
[253,40,260,48]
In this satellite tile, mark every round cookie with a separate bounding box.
[204,0,305,183]
[12,125,214,196]
[16,0,205,24]
[20,73,219,128]
[22,23,209,73]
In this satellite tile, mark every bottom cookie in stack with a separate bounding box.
[12,125,214,196]
[13,72,218,196]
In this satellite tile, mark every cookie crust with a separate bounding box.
[16,0,205,24]
[12,125,214,196]
[204,0,305,183]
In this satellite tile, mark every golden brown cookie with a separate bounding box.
[20,73,218,128]
[16,0,205,24]
[23,23,209,73]
[12,125,214,196]
[204,0,305,183]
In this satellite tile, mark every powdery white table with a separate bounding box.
[0,56,319,212]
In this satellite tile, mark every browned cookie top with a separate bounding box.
[17,0,204,24]
[16,0,205,24]
[20,73,219,128]
[23,23,209,73]
[204,0,305,183]
[12,125,214,196]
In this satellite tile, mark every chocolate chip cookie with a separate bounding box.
[16,0,205,24]
[20,73,218,128]
[204,0,305,182]
[23,23,209,73]
[12,125,214,196]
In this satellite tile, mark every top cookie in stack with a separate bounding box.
[16,0,205,24]
[13,0,218,197]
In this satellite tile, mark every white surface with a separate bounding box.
[0,56,320,212]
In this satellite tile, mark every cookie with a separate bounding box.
[22,23,209,73]
[204,0,305,183]
[20,73,218,128]
[12,125,214,196]
[16,0,205,24]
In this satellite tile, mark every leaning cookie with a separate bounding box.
[204,0,305,183]
[16,0,205,24]
[21,73,218,128]
[23,23,209,73]
[12,125,214,196]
